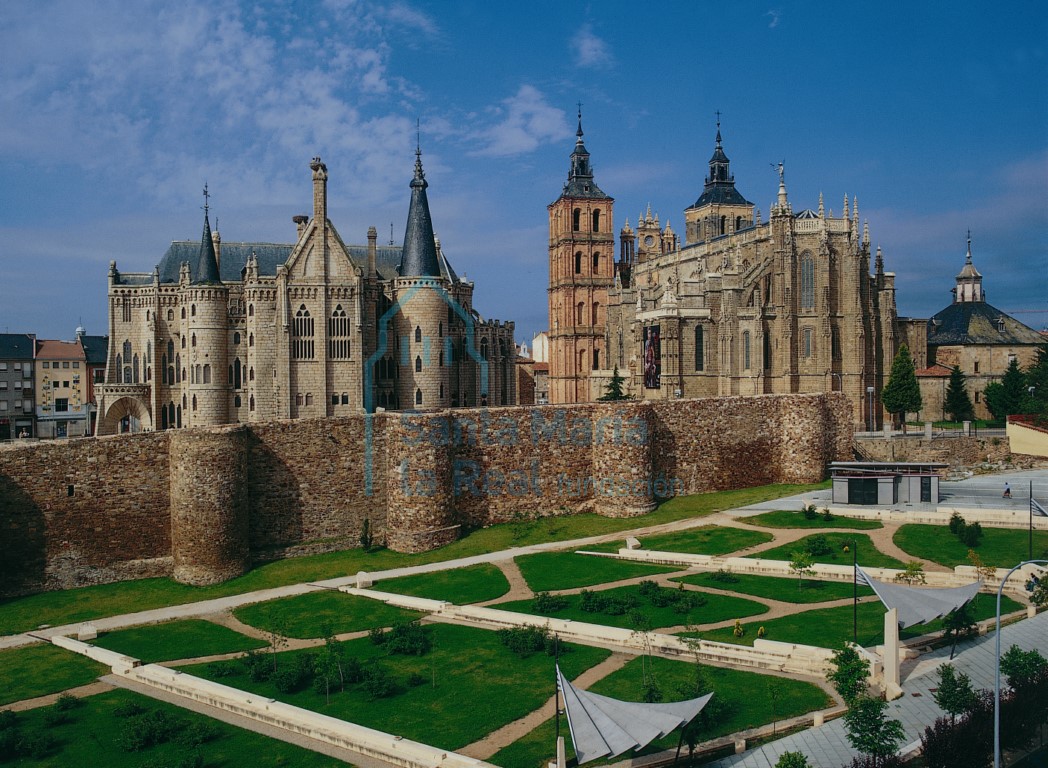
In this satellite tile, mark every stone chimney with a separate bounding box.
[367,226,378,278]
[293,215,308,239]
[310,157,328,224]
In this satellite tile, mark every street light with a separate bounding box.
[993,558,1048,768]
[866,386,875,432]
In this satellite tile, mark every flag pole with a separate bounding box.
[852,539,858,644]
[1031,480,1035,562]
[554,635,560,743]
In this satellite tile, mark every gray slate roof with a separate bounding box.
[79,335,109,365]
[927,301,1044,346]
[0,333,35,360]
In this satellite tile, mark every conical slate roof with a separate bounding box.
[689,125,751,209]
[399,149,441,277]
[556,112,610,201]
[192,206,222,285]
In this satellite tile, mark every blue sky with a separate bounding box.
[1,1,1045,343]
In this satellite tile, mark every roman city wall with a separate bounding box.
[0,392,850,596]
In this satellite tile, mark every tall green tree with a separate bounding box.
[1021,342,1048,419]
[943,365,975,422]
[827,643,870,704]
[983,357,1027,421]
[843,695,906,767]
[932,663,977,724]
[881,344,922,430]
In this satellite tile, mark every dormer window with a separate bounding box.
[997,318,1005,333]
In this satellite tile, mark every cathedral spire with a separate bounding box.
[557,104,609,200]
[399,146,441,277]
[192,183,222,285]
[688,121,752,210]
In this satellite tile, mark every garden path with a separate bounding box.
[458,652,633,760]
[478,559,533,606]
[859,522,948,571]
[2,680,114,712]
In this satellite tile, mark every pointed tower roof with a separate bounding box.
[399,147,441,277]
[557,108,610,200]
[689,120,752,209]
[192,184,222,285]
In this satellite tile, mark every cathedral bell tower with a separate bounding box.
[547,109,614,403]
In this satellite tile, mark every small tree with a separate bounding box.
[827,643,870,704]
[984,357,1028,422]
[599,366,629,401]
[774,751,812,768]
[944,365,975,422]
[967,549,997,583]
[894,560,926,586]
[843,695,906,767]
[943,604,977,660]
[882,344,922,431]
[359,518,373,552]
[789,550,816,589]
[932,663,977,724]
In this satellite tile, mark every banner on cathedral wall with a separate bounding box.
[643,325,660,389]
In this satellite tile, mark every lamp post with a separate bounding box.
[866,386,875,432]
[994,559,1048,768]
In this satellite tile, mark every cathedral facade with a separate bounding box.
[96,152,516,435]
[549,120,923,429]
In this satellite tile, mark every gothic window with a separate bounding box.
[803,328,813,358]
[249,366,254,382]
[162,354,168,384]
[167,309,174,321]
[133,354,139,383]
[800,253,815,309]
[249,333,254,347]
[181,307,186,319]
[576,302,585,325]
[305,393,313,406]
[438,321,444,337]
[192,395,197,411]
[415,355,422,372]
[181,335,186,349]
[341,393,348,405]
[593,349,599,370]
[234,395,242,407]
[203,364,211,384]
[618,328,624,367]
[440,383,444,399]
[415,388,422,406]
[248,304,254,317]
[292,305,314,359]
[233,332,241,345]
[161,404,168,429]
[415,326,422,343]
[182,394,186,410]
[328,305,350,359]
[122,299,131,323]
[572,208,581,232]
[831,326,841,361]
[592,210,601,232]
[695,326,704,371]
[578,349,587,372]
[175,354,181,382]
[592,252,599,270]
[146,341,151,360]
[592,302,600,325]
[331,394,338,405]
[228,365,233,385]
[743,331,751,370]
[719,215,726,235]
[123,340,132,361]
[176,404,182,427]
[481,338,490,360]
[439,351,444,367]
[764,332,772,370]
[191,304,196,317]
[575,252,582,274]
[296,393,303,406]
[233,358,242,389]
[735,215,743,232]
[249,395,255,411]
[191,334,196,347]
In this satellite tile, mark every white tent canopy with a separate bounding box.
[856,566,982,629]
[556,665,712,765]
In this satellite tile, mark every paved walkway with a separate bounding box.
[706,609,1048,768]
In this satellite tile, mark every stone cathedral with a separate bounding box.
[96,152,516,435]
[548,117,925,428]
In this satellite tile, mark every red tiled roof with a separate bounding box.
[915,364,953,377]
[533,362,549,372]
[35,339,85,360]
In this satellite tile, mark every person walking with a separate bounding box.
[1003,482,1012,498]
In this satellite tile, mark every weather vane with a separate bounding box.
[202,182,210,213]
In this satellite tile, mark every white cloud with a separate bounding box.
[572,23,613,69]
[471,85,570,157]
[765,9,781,28]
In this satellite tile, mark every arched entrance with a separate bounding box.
[97,396,153,436]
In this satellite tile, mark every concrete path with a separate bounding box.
[2,680,115,712]
[705,609,1048,768]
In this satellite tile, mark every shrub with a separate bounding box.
[271,652,315,693]
[757,626,766,638]
[40,706,71,727]
[802,504,818,520]
[532,591,568,613]
[113,699,146,718]
[498,625,551,658]
[948,511,966,534]
[578,589,636,615]
[240,649,273,682]
[118,710,180,752]
[960,521,983,547]
[821,508,834,522]
[775,752,812,768]
[0,728,20,761]
[176,720,221,747]
[0,710,16,732]
[732,619,745,638]
[361,663,396,700]
[206,662,238,678]
[343,656,364,683]
[383,621,430,656]
[827,644,870,704]
[368,626,388,645]
[805,534,832,556]
[15,729,58,760]
[708,568,739,584]
[53,693,81,711]
[407,672,427,688]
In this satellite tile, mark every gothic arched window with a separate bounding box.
[572,208,581,232]
[292,305,314,359]
[743,331,751,370]
[694,326,704,371]
[592,210,601,232]
[328,305,350,359]
[800,253,815,309]
[415,388,422,406]
[415,355,422,372]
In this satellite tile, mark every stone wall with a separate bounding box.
[0,392,849,595]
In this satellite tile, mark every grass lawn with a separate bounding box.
[90,619,266,663]
[515,553,679,593]
[674,572,875,604]
[0,644,106,706]
[696,593,1025,648]
[0,482,827,636]
[491,656,831,768]
[497,584,769,630]
[742,510,883,530]
[586,525,773,555]
[233,591,424,639]
[376,563,510,603]
[187,623,610,752]
[746,532,906,569]
[0,687,344,767]
[894,524,1048,569]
